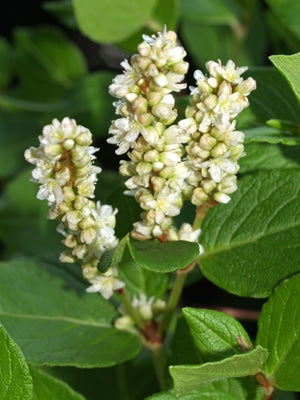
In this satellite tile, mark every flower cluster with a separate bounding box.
[25,117,124,299]
[108,29,198,241]
[182,60,256,205]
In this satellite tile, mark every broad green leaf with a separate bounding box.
[183,308,252,362]
[245,68,300,123]
[73,0,157,43]
[43,0,77,30]
[199,169,300,297]
[0,259,141,367]
[117,236,169,298]
[170,346,269,396]
[244,126,300,145]
[180,0,238,25]
[30,367,85,399]
[14,26,87,90]
[0,324,33,399]
[266,0,300,40]
[239,143,300,175]
[128,238,200,273]
[256,273,300,391]
[270,53,300,103]
[147,377,264,400]
[0,37,14,89]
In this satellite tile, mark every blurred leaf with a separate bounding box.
[30,367,85,399]
[181,1,267,68]
[0,37,14,89]
[128,238,200,273]
[239,142,300,174]
[73,0,157,43]
[266,0,300,40]
[244,126,300,145]
[245,68,300,123]
[181,23,233,69]
[266,11,300,54]
[152,0,179,31]
[183,308,252,362]
[169,346,268,397]
[47,72,116,137]
[43,0,78,30]
[257,273,300,391]
[14,26,87,91]
[0,259,141,367]
[53,349,159,400]
[270,53,300,103]
[180,0,238,25]
[0,324,33,399]
[0,169,64,261]
[200,169,300,298]
[0,111,40,178]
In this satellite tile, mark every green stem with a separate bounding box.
[118,291,144,330]
[151,347,166,390]
[159,273,187,335]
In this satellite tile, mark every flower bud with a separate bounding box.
[192,188,209,206]
[214,192,231,204]
[114,315,135,330]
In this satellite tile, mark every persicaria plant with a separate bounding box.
[1,9,300,400]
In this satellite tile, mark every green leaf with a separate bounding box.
[169,317,203,365]
[47,72,116,137]
[43,0,78,30]
[169,346,269,397]
[128,238,200,273]
[117,0,178,52]
[266,0,300,40]
[0,324,33,399]
[245,68,300,123]
[0,259,141,367]
[269,53,300,103]
[199,169,300,298]
[0,37,14,89]
[30,367,85,399]
[0,169,64,261]
[244,126,300,145]
[0,112,40,178]
[117,236,169,298]
[107,186,141,238]
[180,0,237,25]
[152,0,179,31]
[14,26,87,90]
[239,143,300,175]
[183,308,252,362]
[181,23,234,70]
[256,273,300,391]
[147,377,264,400]
[73,0,157,43]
